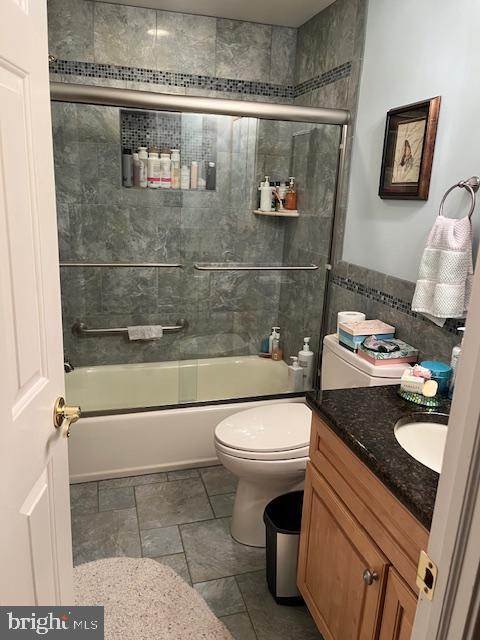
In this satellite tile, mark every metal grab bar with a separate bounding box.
[60,262,183,268]
[194,263,319,271]
[72,319,188,337]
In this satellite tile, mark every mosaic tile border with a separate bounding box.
[294,62,352,98]
[49,59,352,100]
[332,274,465,335]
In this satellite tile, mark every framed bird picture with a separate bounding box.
[378,96,441,200]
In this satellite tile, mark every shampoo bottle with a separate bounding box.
[170,149,180,189]
[449,327,465,399]
[288,356,304,392]
[138,147,148,188]
[190,161,198,189]
[298,337,314,390]
[132,152,140,187]
[268,326,280,354]
[180,165,190,190]
[147,147,160,189]
[159,152,171,189]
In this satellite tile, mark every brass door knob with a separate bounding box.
[53,397,81,438]
[363,569,379,586]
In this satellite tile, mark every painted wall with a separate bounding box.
[343,0,480,282]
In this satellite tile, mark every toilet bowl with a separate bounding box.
[214,403,312,547]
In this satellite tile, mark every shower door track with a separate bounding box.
[50,82,350,126]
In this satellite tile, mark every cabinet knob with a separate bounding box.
[363,569,379,586]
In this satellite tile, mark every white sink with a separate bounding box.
[394,413,449,473]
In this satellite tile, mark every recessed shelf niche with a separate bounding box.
[120,109,218,191]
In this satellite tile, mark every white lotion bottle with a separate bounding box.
[138,147,148,188]
[260,176,272,212]
[298,337,314,390]
[288,356,304,392]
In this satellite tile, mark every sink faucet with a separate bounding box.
[64,357,74,373]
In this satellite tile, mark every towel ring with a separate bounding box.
[438,176,480,220]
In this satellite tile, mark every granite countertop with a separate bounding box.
[306,385,451,529]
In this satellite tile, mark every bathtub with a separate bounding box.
[66,355,302,483]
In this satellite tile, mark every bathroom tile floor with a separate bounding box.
[70,465,322,640]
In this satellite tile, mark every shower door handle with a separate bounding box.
[53,397,81,438]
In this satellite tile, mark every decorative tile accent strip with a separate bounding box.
[294,62,352,98]
[332,274,465,335]
[49,59,353,100]
[49,59,294,98]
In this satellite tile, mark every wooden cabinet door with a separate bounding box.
[298,463,389,640]
[379,568,418,640]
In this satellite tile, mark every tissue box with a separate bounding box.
[338,320,395,352]
[358,339,418,366]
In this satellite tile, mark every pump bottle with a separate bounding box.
[298,337,314,390]
[449,327,465,399]
[288,356,304,392]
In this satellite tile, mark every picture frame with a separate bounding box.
[378,96,441,200]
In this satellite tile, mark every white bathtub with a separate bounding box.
[66,355,300,483]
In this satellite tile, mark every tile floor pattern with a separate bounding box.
[70,465,323,640]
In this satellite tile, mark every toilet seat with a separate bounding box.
[215,403,312,453]
[215,439,310,461]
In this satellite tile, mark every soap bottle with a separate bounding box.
[449,327,465,399]
[285,177,297,210]
[138,147,148,188]
[272,331,283,361]
[288,356,304,392]
[260,176,272,212]
[147,147,160,189]
[170,149,180,189]
[298,337,314,390]
[269,326,280,354]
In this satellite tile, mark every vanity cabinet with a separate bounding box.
[379,568,417,640]
[298,413,429,640]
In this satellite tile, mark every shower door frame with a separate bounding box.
[51,82,351,400]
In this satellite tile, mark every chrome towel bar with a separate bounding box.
[72,319,188,337]
[60,262,183,268]
[438,176,479,220]
[194,263,319,271]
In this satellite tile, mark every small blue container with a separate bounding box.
[420,360,452,396]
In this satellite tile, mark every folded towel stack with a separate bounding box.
[412,215,473,326]
[127,325,163,341]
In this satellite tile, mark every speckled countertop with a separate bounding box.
[306,385,451,530]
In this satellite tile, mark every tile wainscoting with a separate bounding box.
[328,262,461,363]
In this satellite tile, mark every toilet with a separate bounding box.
[215,334,408,547]
[215,403,311,547]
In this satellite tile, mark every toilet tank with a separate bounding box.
[321,334,409,390]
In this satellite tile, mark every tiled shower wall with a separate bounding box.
[48,0,359,368]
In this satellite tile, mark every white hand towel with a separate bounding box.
[412,215,473,326]
[127,325,163,340]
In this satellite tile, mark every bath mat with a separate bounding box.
[74,557,233,640]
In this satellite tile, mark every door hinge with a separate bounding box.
[416,550,438,601]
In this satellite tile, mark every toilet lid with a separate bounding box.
[215,403,312,453]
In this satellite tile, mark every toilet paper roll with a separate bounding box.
[337,311,366,336]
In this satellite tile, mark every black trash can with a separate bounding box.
[263,490,304,605]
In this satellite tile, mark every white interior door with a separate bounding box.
[0,0,73,605]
